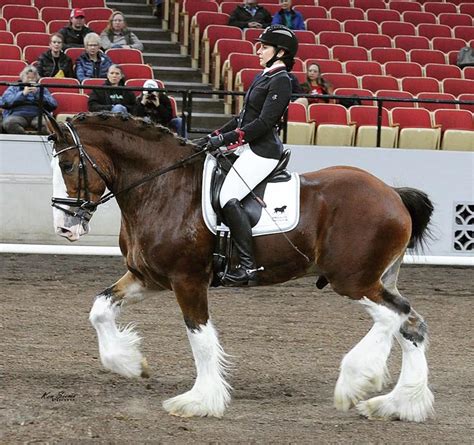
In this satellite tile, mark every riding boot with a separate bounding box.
[220,198,258,286]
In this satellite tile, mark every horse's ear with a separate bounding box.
[43,111,66,142]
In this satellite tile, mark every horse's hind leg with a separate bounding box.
[89,271,160,378]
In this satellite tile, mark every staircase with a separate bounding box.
[107,0,232,136]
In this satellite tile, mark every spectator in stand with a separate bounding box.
[272,0,305,31]
[59,8,92,50]
[229,0,272,30]
[100,11,144,51]
[133,79,186,137]
[152,0,163,20]
[37,33,75,79]
[75,33,113,82]
[295,63,334,107]
[2,65,57,134]
[456,45,474,69]
[88,64,136,114]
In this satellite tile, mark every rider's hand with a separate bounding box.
[192,135,210,150]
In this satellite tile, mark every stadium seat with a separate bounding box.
[457,93,474,113]
[244,28,265,43]
[0,18,6,31]
[308,103,354,147]
[402,11,436,26]
[380,21,416,39]
[120,64,154,81]
[401,77,440,95]
[35,0,69,8]
[286,102,315,145]
[106,48,144,65]
[234,68,259,113]
[438,13,473,28]
[459,3,474,16]
[8,18,47,34]
[389,1,422,13]
[453,26,474,43]
[52,92,89,121]
[219,1,242,15]
[177,0,218,48]
[370,48,407,64]
[376,90,415,110]
[442,78,474,97]
[0,0,30,5]
[349,106,397,148]
[361,75,399,93]
[40,77,81,94]
[318,0,350,8]
[2,5,39,21]
[0,30,14,44]
[464,67,474,81]
[0,75,18,95]
[40,7,70,23]
[425,64,462,82]
[416,92,457,112]
[329,7,364,22]
[366,8,401,24]
[81,77,108,95]
[48,20,69,34]
[333,87,374,106]
[306,18,341,35]
[318,32,354,48]
[332,45,368,62]
[323,73,358,89]
[86,20,108,34]
[23,45,49,64]
[433,109,474,151]
[343,20,379,36]
[390,107,440,149]
[81,7,113,21]
[65,47,84,62]
[345,61,382,76]
[384,61,423,78]
[293,30,317,45]
[305,59,343,74]
[293,6,326,20]
[417,24,452,41]
[0,43,21,60]
[423,2,457,15]
[431,37,467,54]
[15,32,50,50]
[71,0,106,7]
[0,59,27,76]
[409,49,446,66]
[394,36,430,51]
[297,44,330,61]
[353,0,385,11]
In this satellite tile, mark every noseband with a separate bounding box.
[51,120,205,223]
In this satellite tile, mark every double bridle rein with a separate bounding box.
[51,121,205,222]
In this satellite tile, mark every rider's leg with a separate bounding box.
[219,146,278,286]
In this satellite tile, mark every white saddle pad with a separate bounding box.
[201,154,300,237]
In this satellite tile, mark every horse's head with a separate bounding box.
[46,114,109,241]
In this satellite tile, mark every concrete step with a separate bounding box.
[175,97,226,114]
[145,52,189,67]
[186,113,231,132]
[131,26,171,40]
[153,66,202,83]
[126,15,161,28]
[108,2,151,15]
[141,39,180,53]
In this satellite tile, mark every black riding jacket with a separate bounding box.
[218,65,291,160]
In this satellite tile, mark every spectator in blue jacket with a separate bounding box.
[272,0,305,31]
[75,32,112,82]
[2,65,57,134]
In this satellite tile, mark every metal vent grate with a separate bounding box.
[454,203,473,252]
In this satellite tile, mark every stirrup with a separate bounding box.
[219,265,263,287]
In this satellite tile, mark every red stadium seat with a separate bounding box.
[329,7,364,22]
[305,59,343,74]
[402,11,436,26]
[297,44,330,61]
[0,43,21,60]
[120,64,154,81]
[353,0,385,11]
[394,36,430,51]
[425,64,462,82]
[366,8,400,24]
[287,102,308,123]
[15,32,50,50]
[40,7,70,23]
[8,18,47,34]
[48,20,69,34]
[409,49,446,66]
[459,3,474,16]
[293,6,326,20]
[361,74,399,93]
[345,61,382,76]
[417,24,452,41]
[177,0,218,46]
[380,21,416,38]
[244,28,265,43]
[0,30,14,44]
[423,2,457,15]
[293,30,317,44]
[438,13,473,28]
[35,0,69,8]
[371,48,407,64]
[190,11,229,63]
[23,45,49,64]
[343,20,379,36]
[453,26,474,43]
[464,67,474,81]
[417,92,457,112]
[318,0,350,8]
[385,61,423,78]
[390,107,439,149]
[0,59,27,76]
[457,93,474,113]
[259,4,280,16]
[442,78,474,97]
[390,1,422,13]
[106,48,144,64]
[332,45,368,62]
[323,73,358,89]
[40,77,81,93]
[0,0,31,5]
[81,77,107,95]
[0,75,18,95]
[431,38,467,55]
[87,20,108,34]
[219,2,242,15]
[65,47,84,62]
[333,87,374,106]
[349,105,396,147]
[71,0,106,7]
[357,34,392,51]
[306,18,341,34]
[433,109,474,150]
[222,52,261,93]
[401,76,440,95]
[81,7,113,21]
[308,103,354,146]
[376,90,415,110]
[0,18,6,31]
[2,5,39,21]
[125,78,165,97]
[52,92,89,116]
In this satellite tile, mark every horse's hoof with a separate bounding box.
[140,358,150,378]
[162,391,225,418]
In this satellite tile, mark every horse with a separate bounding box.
[46,112,435,422]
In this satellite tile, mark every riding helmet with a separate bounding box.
[257,24,298,59]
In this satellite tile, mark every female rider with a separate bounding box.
[198,25,298,286]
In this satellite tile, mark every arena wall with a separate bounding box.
[0,134,472,265]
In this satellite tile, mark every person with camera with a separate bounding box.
[133,79,185,137]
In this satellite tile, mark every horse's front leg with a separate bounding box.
[89,271,161,378]
[162,279,231,418]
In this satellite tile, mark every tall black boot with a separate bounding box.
[220,198,258,286]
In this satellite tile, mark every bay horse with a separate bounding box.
[46,112,435,422]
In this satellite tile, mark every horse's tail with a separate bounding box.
[395,187,434,250]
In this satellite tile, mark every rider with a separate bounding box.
[198,25,298,286]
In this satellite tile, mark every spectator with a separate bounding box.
[37,33,75,79]
[2,65,57,134]
[88,64,136,114]
[100,11,144,51]
[133,79,186,137]
[295,63,334,107]
[456,45,474,69]
[272,0,305,31]
[229,0,272,30]
[75,33,113,82]
[59,8,92,50]
[152,0,163,20]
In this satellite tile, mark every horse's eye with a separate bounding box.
[60,162,74,174]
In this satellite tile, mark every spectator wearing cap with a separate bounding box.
[100,11,144,51]
[271,0,305,31]
[59,8,93,50]
[229,0,272,30]
[75,32,113,82]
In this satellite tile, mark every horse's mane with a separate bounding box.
[70,112,190,146]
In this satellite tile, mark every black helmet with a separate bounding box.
[257,25,298,59]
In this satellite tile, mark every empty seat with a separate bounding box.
[370,47,407,64]
[425,64,462,81]
[394,35,430,51]
[48,20,69,34]
[343,20,379,36]
[345,61,382,76]
[356,34,392,50]
[409,48,446,66]
[23,45,49,64]
[297,43,331,61]
[332,45,368,62]
[349,105,397,148]
[0,59,27,76]
[353,0,386,11]
[453,26,474,43]
[305,59,343,74]
[306,18,341,34]
[293,30,317,44]
[15,32,50,50]
[35,0,70,8]
[71,0,106,7]
[459,3,474,16]
[318,0,350,8]
[333,87,374,106]
[286,102,315,145]
[423,2,457,15]
[434,109,474,151]
[0,18,6,31]
[8,18,47,34]
[52,92,89,121]
[417,92,457,112]
[190,11,229,64]
[87,20,108,34]
[431,37,467,54]
[464,67,474,81]
[308,103,354,146]
[442,78,474,97]
[401,76,440,95]
[105,48,144,65]
[80,7,113,21]
[380,21,416,38]
[385,61,423,78]
[2,5,39,21]
[120,64,154,80]
[366,8,401,24]
[361,74,399,93]
[329,6,364,21]
[389,1,422,13]
[457,93,474,113]
[40,7,70,23]
[323,73,359,89]
[402,11,436,26]
[40,77,81,93]
[417,24,452,41]
[0,30,14,44]
[390,107,440,149]
[293,6,326,20]
[0,43,21,60]
[65,47,84,62]
[376,90,415,110]
[438,13,473,28]
[318,31,354,48]
[81,77,108,95]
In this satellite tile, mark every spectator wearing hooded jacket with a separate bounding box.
[2,65,57,134]
[100,11,144,51]
[271,0,305,31]
[37,33,75,78]
[75,33,113,82]
[88,64,136,113]
[229,0,272,30]
[59,8,93,50]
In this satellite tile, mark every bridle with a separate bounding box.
[51,120,205,223]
